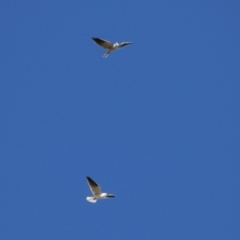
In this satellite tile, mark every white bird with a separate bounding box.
[86,176,116,203]
[92,37,133,58]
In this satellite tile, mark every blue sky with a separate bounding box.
[0,1,240,239]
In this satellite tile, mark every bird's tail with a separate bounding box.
[103,51,111,58]
[86,196,97,203]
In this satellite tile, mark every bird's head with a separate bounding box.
[114,42,119,48]
[100,193,108,197]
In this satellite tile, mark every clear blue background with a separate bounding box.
[1,1,239,239]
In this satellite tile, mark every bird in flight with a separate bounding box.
[86,176,116,203]
[92,37,133,58]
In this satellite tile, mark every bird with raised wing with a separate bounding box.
[92,37,133,58]
[86,176,115,203]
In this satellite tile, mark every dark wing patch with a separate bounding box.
[107,194,115,198]
[92,37,106,45]
[92,37,113,49]
[119,42,133,48]
[86,176,99,187]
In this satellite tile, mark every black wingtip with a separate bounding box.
[107,194,116,198]
[86,176,99,187]
[86,176,93,181]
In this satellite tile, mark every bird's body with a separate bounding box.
[92,37,133,58]
[86,176,115,203]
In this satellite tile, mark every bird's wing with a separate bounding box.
[119,42,133,48]
[106,194,115,198]
[92,37,113,49]
[86,176,102,195]
[86,196,97,203]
